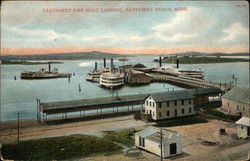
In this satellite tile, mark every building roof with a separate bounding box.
[41,93,148,114]
[133,63,146,68]
[136,127,180,144]
[236,116,250,126]
[188,88,222,95]
[222,86,250,104]
[147,90,194,103]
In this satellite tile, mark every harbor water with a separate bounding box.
[0,56,249,121]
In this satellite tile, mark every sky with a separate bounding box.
[1,1,249,55]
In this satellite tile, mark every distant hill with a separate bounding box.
[0,51,129,61]
[162,51,249,57]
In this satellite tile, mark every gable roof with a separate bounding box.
[236,116,250,126]
[147,90,194,103]
[136,127,181,144]
[222,86,250,104]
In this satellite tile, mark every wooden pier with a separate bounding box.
[146,73,234,91]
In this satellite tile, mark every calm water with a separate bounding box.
[0,56,249,121]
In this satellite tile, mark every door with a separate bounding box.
[170,143,177,155]
[247,126,250,136]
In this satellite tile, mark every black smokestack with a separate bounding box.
[104,58,106,68]
[48,62,51,71]
[176,59,179,69]
[159,56,162,67]
[95,62,97,71]
[111,58,113,69]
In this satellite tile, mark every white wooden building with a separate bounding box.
[236,116,250,138]
[221,86,250,117]
[144,90,195,120]
[135,127,183,158]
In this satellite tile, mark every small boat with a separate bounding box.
[119,58,128,62]
[99,71,124,89]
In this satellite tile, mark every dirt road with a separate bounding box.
[0,115,154,143]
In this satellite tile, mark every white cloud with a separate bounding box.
[152,7,215,43]
[220,23,249,42]
[1,25,74,46]
[8,26,73,41]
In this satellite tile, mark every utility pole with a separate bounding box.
[36,98,39,123]
[17,112,20,142]
[139,92,143,113]
[38,99,41,123]
[160,128,163,161]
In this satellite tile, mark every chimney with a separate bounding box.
[95,62,97,71]
[48,62,51,72]
[159,56,162,67]
[104,58,106,68]
[176,59,179,69]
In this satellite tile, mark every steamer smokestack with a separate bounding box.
[159,56,162,67]
[176,59,179,69]
[104,58,106,68]
[95,62,97,71]
[111,58,113,69]
[48,62,51,72]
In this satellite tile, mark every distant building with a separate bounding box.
[221,86,250,117]
[135,127,183,158]
[236,117,250,138]
[144,90,195,120]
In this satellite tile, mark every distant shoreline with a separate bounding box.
[154,56,249,64]
[1,60,64,65]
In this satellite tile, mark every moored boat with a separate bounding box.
[20,62,71,79]
[99,72,124,89]
[157,66,204,78]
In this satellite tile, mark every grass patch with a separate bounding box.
[103,128,137,147]
[2,135,122,160]
[203,108,241,121]
[154,117,208,127]
[160,57,249,64]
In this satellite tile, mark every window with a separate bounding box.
[189,99,192,104]
[146,101,148,106]
[153,111,155,117]
[243,107,245,111]
[167,101,169,107]
[174,100,177,106]
[150,102,151,106]
[181,100,184,105]
[153,102,155,107]
[228,102,230,107]
[159,112,162,118]
[159,102,162,108]
[241,126,244,130]
[237,105,239,110]
[189,108,192,113]
[167,111,170,116]
[182,109,185,114]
